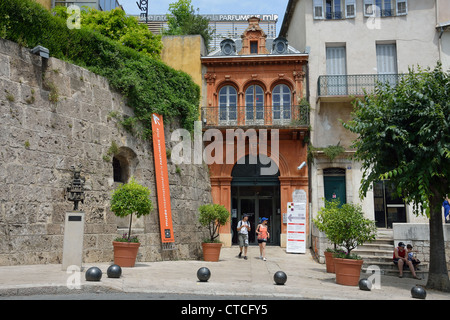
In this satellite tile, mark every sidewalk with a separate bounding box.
[1,246,449,300]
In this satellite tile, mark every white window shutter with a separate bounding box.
[396,0,407,15]
[345,0,356,18]
[313,0,324,19]
[364,0,375,16]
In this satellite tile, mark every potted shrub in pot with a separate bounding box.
[110,177,153,267]
[313,199,340,273]
[198,204,230,262]
[330,202,377,286]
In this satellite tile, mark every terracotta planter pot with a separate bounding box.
[334,258,364,286]
[113,241,140,267]
[324,251,335,273]
[202,242,222,262]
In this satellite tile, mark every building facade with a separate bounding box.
[139,14,278,52]
[201,17,309,248]
[51,0,121,11]
[280,0,448,253]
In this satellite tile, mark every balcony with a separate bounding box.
[52,0,121,11]
[317,74,405,98]
[201,105,310,129]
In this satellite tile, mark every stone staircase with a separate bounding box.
[354,229,428,278]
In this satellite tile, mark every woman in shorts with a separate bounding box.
[256,217,270,261]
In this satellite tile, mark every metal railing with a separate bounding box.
[317,74,405,97]
[52,0,121,11]
[201,105,310,128]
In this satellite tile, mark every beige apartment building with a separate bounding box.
[280,0,449,246]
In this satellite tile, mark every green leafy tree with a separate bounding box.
[198,204,229,243]
[344,63,450,291]
[110,177,153,242]
[163,0,213,51]
[52,6,162,59]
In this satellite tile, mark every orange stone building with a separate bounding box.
[201,17,309,248]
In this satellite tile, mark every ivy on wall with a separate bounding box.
[0,0,200,135]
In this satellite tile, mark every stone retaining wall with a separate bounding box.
[0,39,211,266]
[393,223,450,270]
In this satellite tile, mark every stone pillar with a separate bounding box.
[211,177,233,247]
[62,211,85,271]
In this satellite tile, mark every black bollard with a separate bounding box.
[107,264,122,278]
[197,267,211,282]
[274,271,287,285]
[85,266,102,281]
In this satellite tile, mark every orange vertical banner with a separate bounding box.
[151,113,175,247]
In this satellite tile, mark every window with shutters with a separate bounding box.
[364,0,407,16]
[314,0,359,20]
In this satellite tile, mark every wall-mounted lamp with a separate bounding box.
[31,45,49,59]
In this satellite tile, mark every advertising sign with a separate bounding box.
[286,201,306,253]
[151,113,175,248]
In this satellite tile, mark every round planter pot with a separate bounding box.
[202,242,222,262]
[113,241,140,267]
[324,251,335,273]
[334,258,364,286]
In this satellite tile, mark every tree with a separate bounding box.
[344,63,450,291]
[163,0,213,51]
[110,177,153,241]
[314,199,377,258]
[198,204,229,243]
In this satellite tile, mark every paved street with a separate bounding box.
[1,246,449,301]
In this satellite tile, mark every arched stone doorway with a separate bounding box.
[230,155,281,245]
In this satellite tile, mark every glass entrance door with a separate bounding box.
[374,180,406,228]
[231,186,280,245]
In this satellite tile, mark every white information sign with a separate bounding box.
[286,200,307,253]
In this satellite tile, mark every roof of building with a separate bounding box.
[206,37,303,57]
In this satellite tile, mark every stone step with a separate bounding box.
[362,264,428,278]
[361,260,428,275]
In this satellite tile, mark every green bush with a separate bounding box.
[198,204,229,243]
[314,199,377,259]
[0,0,200,133]
[110,177,153,242]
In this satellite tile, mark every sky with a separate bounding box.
[120,0,290,36]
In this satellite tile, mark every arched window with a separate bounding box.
[272,84,291,121]
[245,85,264,122]
[219,85,237,122]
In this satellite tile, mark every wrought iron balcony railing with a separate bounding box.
[317,74,405,97]
[201,105,309,128]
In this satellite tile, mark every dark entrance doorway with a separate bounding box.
[230,155,281,245]
[374,180,407,228]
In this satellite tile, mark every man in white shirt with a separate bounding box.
[237,214,251,260]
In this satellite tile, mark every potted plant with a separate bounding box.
[198,204,230,262]
[110,177,153,267]
[313,199,340,273]
[330,202,377,286]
